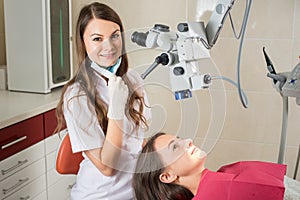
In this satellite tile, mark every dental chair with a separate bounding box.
[56,133,83,175]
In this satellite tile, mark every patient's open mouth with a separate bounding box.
[191,147,198,155]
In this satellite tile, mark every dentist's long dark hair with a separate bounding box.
[55,2,147,134]
[133,132,194,200]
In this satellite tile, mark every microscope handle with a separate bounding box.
[141,53,170,79]
[141,61,160,79]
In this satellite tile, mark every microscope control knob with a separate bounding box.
[177,23,189,32]
[204,74,212,84]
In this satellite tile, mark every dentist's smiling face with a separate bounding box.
[83,18,122,67]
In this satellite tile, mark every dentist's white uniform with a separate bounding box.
[63,71,151,200]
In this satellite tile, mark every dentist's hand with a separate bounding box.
[107,76,129,120]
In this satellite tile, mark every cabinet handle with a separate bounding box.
[2,177,29,194]
[1,136,27,150]
[1,159,28,175]
[20,195,30,200]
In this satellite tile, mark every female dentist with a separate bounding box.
[55,2,150,199]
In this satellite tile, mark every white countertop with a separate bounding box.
[0,87,63,129]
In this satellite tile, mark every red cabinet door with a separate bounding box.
[44,109,66,138]
[44,109,57,138]
[0,115,44,161]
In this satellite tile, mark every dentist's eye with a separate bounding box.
[111,33,120,40]
[93,37,103,42]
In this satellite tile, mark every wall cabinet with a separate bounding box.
[0,109,75,200]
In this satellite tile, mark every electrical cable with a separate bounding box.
[211,75,248,105]
[200,38,212,49]
[228,0,249,39]
[231,0,252,108]
[204,0,253,108]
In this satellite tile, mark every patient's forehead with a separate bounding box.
[154,134,176,150]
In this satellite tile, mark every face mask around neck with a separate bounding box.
[90,57,122,79]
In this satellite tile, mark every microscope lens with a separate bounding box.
[131,32,147,47]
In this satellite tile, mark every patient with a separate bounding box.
[133,132,288,200]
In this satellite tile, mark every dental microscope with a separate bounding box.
[131,0,252,108]
[131,22,212,100]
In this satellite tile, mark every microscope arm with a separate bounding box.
[206,0,235,47]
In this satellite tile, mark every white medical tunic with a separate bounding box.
[63,71,151,200]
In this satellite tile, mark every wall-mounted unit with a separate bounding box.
[4,0,73,93]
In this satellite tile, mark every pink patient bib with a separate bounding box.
[192,161,286,200]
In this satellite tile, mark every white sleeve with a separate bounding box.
[63,85,106,153]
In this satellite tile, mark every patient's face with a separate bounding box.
[154,134,206,177]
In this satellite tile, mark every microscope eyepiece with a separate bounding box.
[131,31,148,47]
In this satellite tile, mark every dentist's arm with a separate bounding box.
[85,76,128,176]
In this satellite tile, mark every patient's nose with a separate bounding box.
[185,138,193,149]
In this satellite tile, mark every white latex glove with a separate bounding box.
[107,76,129,120]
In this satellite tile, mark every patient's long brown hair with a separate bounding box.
[133,132,194,200]
[55,2,148,134]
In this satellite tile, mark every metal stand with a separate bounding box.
[294,144,300,179]
[278,95,288,164]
